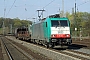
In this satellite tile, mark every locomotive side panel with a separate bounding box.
[31,22,46,41]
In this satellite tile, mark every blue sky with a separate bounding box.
[0,0,90,21]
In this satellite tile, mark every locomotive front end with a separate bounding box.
[50,18,72,47]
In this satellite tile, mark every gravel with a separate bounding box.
[73,48,90,55]
[0,40,4,60]
[72,38,90,55]
[6,36,81,60]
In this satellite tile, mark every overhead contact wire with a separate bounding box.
[6,0,16,17]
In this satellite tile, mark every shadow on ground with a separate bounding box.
[67,44,87,50]
[53,44,87,50]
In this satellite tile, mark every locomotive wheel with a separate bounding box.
[45,43,49,48]
[45,42,54,48]
[49,43,54,48]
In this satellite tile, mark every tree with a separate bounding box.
[13,18,22,28]
[67,12,90,37]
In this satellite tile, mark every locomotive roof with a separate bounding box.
[32,17,69,25]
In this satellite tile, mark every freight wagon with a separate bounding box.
[31,17,72,48]
[15,27,31,40]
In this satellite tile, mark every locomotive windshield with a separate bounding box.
[51,20,68,27]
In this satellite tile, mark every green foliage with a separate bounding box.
[0,17,32,28]
[0,17,32,34]
[66,12,90,37]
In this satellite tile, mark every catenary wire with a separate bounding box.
[43,0,55,9]
[29,0,56,19]
[6,0,16,17]
[67,0,90,12]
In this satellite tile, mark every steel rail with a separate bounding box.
[2,37,36,60]
[1,38,13,60]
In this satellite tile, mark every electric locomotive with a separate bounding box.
[31,15,72,48]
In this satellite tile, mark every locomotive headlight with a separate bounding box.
[66,35,69,37]
[51,34,55,37]
[53,35,55,37]
[66,34,70,37]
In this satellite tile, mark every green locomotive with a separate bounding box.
[31,17,72,48]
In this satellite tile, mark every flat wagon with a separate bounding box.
[15,27,31,40]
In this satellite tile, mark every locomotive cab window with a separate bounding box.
[60,20,68,26]
[51,20,68,27]
[51,20,59,27]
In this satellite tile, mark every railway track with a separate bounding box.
[62,50,90,60]
[1,37,35,60]
[35,43,90,60]
[6,36,90,60]
[46,46,90,60]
